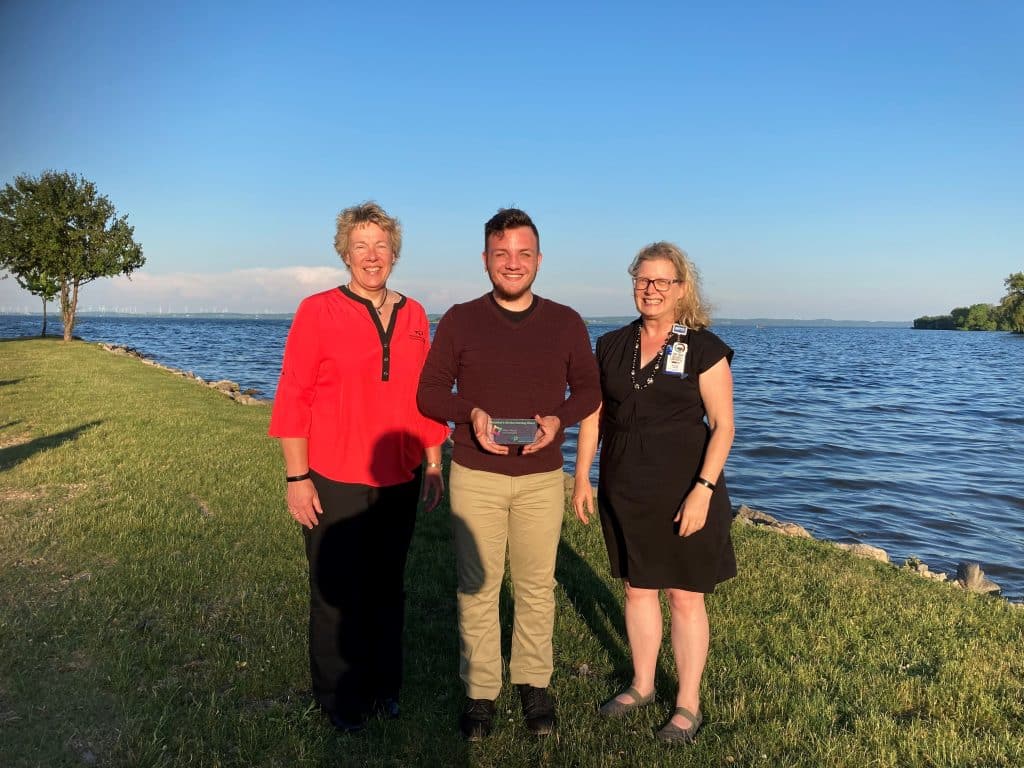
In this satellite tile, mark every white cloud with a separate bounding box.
[3,266,920,319]
[1,267,493,315]
[1,267,351,314]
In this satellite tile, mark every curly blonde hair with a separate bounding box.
[334,201,402,266]
[628,241,711,329]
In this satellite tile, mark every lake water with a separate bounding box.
[3,313,1023,600]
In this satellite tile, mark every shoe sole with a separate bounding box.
[655,723,701,743]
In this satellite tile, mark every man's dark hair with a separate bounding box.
[484,208,539,250]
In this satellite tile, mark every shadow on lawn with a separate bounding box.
[0,420,102,471]
[399,499,471,767]
[556,539,674,692]
[0,379,24,388]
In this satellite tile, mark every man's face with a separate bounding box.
[482,226,542,303]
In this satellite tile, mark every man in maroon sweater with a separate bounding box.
[417,208,600,740]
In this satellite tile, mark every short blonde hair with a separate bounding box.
[334,201,402,266]
[628,241,711,329]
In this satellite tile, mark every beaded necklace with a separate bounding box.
[630,325,670,390]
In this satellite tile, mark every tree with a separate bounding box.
[16,268,61,336]
[998,272,1024,333]
[950,306,969,329]
[0,171,144,341]
[913,314,955,330]
[964,303,997,331]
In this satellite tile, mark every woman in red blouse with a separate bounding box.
[269,201,449,732]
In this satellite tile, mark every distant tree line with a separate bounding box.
[914,273,1024,333]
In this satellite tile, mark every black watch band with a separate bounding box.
[695,476,716,491]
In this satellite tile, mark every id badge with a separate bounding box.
[663,341,688,377]
[672,323,689,337]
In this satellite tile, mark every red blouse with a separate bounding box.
[269,287,449,487]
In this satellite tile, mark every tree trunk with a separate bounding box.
[41,296,48,336]
[60,280,79,342]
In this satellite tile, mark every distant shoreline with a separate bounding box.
[0,311,912,328]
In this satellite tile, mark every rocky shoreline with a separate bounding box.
[733,502,1009,600]
[98,342,267,406]
[562,477,1014,606]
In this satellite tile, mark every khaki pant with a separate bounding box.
[448,462,565,700]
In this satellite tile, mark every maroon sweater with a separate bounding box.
[417,294,601,476]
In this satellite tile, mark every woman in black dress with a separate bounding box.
[572,241,736,743]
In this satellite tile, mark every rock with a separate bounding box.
[956,562,1000,594]
[210,380,240,393]
[903,558,948,582]
[776,522,812,539]
[735,505,779,526]
[233,394,260,405]
[100,343,145,359]
[835,542,890,564]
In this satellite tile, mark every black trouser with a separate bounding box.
[305,467,421,720]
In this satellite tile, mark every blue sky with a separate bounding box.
[1,0,1020,319]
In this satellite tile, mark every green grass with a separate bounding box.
[2,337,1022,767]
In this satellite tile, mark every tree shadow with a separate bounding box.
[0,421,102,471]
[0,379,24,388]
[0,336,64,344]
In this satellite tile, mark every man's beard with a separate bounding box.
[490,274,536,303]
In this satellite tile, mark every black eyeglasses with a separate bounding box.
[632,277,683,292]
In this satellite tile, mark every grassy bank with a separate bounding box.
[1,337,1022,767]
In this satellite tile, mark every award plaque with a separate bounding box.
[491,419,537,445]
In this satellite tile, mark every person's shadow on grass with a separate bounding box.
[396,460,471,767]
[556,533,675,701]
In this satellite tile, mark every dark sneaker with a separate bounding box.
[327,709,366,734]
[517,684,556,736]
[459,698,496,741]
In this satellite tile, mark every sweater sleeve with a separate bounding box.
[268,297,321,438]
[417,305,477,424]
[411,305,452,448]
[551,311,601,428]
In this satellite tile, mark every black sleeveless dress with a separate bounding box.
[595,321,737,592]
